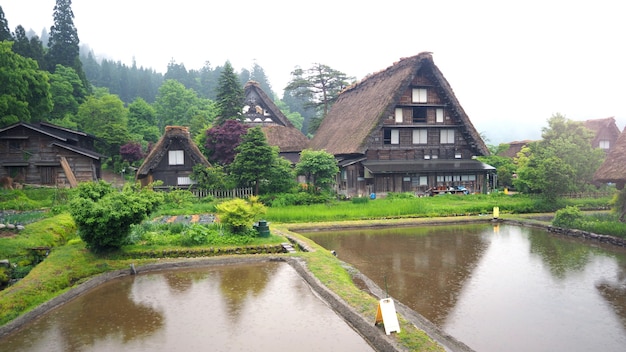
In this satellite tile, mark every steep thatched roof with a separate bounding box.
[583,117,621,149]
[243,81,309,153]
[136,126,209,178]
[309,52,488,156]
[594,127,626,187]
[497,140,535,158]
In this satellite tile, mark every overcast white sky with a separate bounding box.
[3,0,625,144]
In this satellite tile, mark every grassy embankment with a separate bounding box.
[0,188,618,351]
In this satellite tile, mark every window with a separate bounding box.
[395,108,403,123]
[412,129,427,144]
[169,150,184,165]
[412,88,427,103]
[599,140,610,149]
[412,107,427,123]
[177,176,194,185]
[440,129,455,144]
[436,108,444,123]
[383,129,399,144]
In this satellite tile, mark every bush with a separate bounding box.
[215,197,266,234]
[69,182,164,251]
[552,206,583,228]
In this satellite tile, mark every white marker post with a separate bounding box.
[374,298,401,335]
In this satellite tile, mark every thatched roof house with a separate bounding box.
[583,117,621,153]
[136,126,210,187]
[243,81,309,163]
[497,140,535,158]
[309,52,494,197]
[594,127,626,189]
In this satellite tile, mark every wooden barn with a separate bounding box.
[309,52,495,197]
[0,122,104,187]
[583,117,621,153]
[242,81,309,163]
[136,126,210,187]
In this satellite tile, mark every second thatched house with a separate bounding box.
[136,126,210,187]
[583,117,621,153]
[594,127,626,189]
[309,52,495,197]
[242,81,309,163]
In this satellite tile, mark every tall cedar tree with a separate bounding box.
[215,61,244,125]
[230,127,276,195]
[46,0,90,96]
[0,6,12,41]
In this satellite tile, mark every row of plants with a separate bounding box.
[553,206,626,238]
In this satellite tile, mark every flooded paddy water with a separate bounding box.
[0,260,374,352]
[305,223,626,352]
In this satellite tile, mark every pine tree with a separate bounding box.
[46,0,89,94]
[215,61,244,125]
[0,6,12,41]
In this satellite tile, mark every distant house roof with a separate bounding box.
[243,81,309,153]
[136,126,210,178]
[583,117,621,150]
[593,127,626,188]
[309,52,488,156]
[497,140,535,158]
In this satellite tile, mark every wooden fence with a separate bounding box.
[190,187,254,199]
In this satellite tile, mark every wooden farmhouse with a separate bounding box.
[136,126,210,187]
[309,52,495,197]
[583,117,621,153]
[594,127,626,189]
[242,81,309,163]
[0,122,104,187]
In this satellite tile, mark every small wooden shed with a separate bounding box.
[136,126,210,187]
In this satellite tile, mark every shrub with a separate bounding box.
[215,196,266,234]
[552,206,583,228]
[70,182,164,251]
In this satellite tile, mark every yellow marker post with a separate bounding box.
[493,206,499,219]
[375,298,401,335]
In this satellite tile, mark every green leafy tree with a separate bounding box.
[295,149,339,192]
[154,79,206,131]
[46,0,89,95]
[259,156,297,194]
[285,63,354,134]
[128,97,160,143]
[191,164,233,191]
[229,127,277,195]
[215,61,244,124]
[49,64,86,120]
[275,99,304,131]
[476,144,516,189]
[0,6,12,41]
[0,41,52,126]
[250,61,273,97]
[514,114,605,200]
[11,26,30,58]
[75,93,130,157]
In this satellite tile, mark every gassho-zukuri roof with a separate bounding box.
[309,52,488,156]
[136,126,210,178]
[594,126,626,186]
[243,81,309,153]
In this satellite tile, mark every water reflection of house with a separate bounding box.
[0,122,104,187]
[583,117,621,153]
[309,52,495,197]
[136,126,210,187]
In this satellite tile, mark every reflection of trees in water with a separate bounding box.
[307,224,490,326]
[527,232,594,279]
[49,278,163,349]
[218,262,277,322]
[163,270,210,294]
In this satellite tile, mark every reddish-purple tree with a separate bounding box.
[204,120,249,165]
[120,142,144,163]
